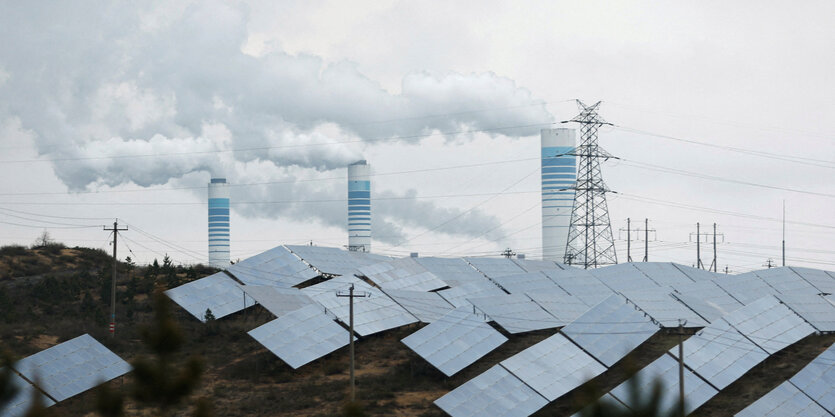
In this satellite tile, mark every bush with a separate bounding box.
[0,244,28,257]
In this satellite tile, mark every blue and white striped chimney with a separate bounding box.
[208,178,230,267]
[347,161,371,252]
[541,129,576,261]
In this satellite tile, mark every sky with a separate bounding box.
[0,0,832,272]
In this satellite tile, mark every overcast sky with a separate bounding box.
[0,0,832,272]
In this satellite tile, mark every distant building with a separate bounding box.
[541,129,577,261]
[208,178,230,268]
[347,161,371,252]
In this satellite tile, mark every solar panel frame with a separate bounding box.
[0,369,56,416]
[610,353,718,415]
[434,364,548,417]
[735,380,830,417]
[671,318,769,390]
[789,342,835,412]
[12,334,131,402]
[500,333,606,401]
[401,307,507,376]
[723,295,816,354]
[561,294,659,367]
[247,304,349,369]
[165,272,254,322]
[468,294,563,334]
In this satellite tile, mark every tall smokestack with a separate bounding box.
[541,129,576,261]
[208,177,230,268]
[347,160,371,252]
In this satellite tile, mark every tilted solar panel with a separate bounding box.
[358,257,448,292]
[500,333,606,401]
[465,257,526,278]
[620,287,708,327]
[12,334,131,402]
[437,280,506,309]
[723,295,816,354]
[511,258,564,273]
[247,304,349,369]
[789,266,835,295]
[239,285,314,318]
[671,280,744,323]
[713,274,777,305]
[382,289,455,323]
[561,294,659,367]
[789,342,835,413]
[0,369,55,416]
[488,272,567,295]
[401,307,507,376]
[776,293,835,332]
[434,364,548,417]
[747,267,820,296]
[631,262,697,287]
[735,380,830,417]
[468,294,562,334]
[526,290,592,324]
[590,263,659,292]
[165,272,254,322]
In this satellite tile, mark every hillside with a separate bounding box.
[1,245,832,417]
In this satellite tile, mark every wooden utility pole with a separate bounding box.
[336,284,369,402]
[677,319,686,417]
[104,220,127,337]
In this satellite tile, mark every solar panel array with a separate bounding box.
[610,354,718,415]
[736,381,830,416]
[437,280,506,309]
[358,257,448,291]
[561,294,659,367]
[511,258,564,273]
[12,334,131,402]
[247,304,349,369]
[670,280,744,323]
[401,307,507,376]
[776,293,835,332]
[383,289,455,323]
[464,257,526,278]
[0,369,55,417]
[302,277,418,336]
[526,290,592,324]
[468,294,562,334]
[488,272,569,295]
[790,266,835,295]
[620,287,708,327]
[789,342,835,412]
[165,272,254,322]
[434,364,548,417]
[239,285,314,318]
[286,244,390,276]
[226,245,318,286]
[723,295,816,354]
[500,333,606,401]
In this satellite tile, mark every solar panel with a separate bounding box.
[561,294,659,367]
[671,281,744,323]
[620,287,708,327]
[286,245,389,276]
[511,258,564,273]
[437,280,507,309]
[789,342,835,412]
[165,272,254,322]
[465,257,527,278]
[0,369,55,416]
[610,354,718,415]
[500,333,606,401]
[239,285,314,318]
[747,268,820,296]
[382,289,455,323]
[488,272,567,295]
[358,257,448,292]
[12,334,131,402]
[674,263,723,282]
[631,262,697,287]
[722,295,816,354]
[735,380,830,417]
[401,307,507,376]
[302,277,418,336]
[526,290,593,324]
[671,318,769,390]
[713,273,777,304]
[434,364,548,417]
[570,394,629,417]
[790,266,835,295]
[468,294,563,334]
[776,293,835,332]
[247,304,349,369]
[540,269,614,306]
[229,245,318,285]
[590,263,659,292]
[412,256,479,276]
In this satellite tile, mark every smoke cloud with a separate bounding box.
[0,1,550,243]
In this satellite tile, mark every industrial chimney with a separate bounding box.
[208,177,230,268]
[347,161,371,252]
[541,129,577,261]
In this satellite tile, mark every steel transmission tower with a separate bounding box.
[563,100,618,268]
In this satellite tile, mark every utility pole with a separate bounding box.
[696,223,703,269]
[690,223,722,270]
[336,284,369,403]
[705,223,724,273]
[103,220,127,337]
[782,200,786,267]
[724,265,730,274]
[764,258,776,268]
[501,248,516,259]
[678,325,685,417]
[563,100,618,269]
[627,218,632,262]
[642,218,653,262]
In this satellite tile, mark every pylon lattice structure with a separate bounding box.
[564,100,618,268]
